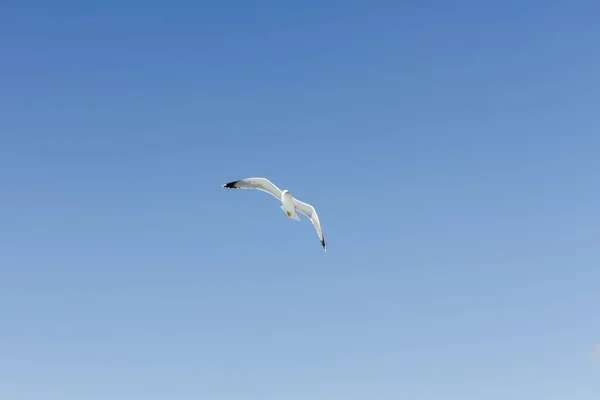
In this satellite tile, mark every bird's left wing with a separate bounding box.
[222,177,283,201]
[293,198,326,251]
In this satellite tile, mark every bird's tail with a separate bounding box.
[281,206,301,221]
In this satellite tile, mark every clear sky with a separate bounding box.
[1,1,599,399]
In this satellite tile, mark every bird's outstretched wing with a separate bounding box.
[293,198,326,251]
[222,177,283,201]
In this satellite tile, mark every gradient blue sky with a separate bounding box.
[1,1,599,399]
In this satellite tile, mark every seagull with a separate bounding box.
[222,177,326,251]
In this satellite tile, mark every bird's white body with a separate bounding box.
[222,177,326,251]
[280,190,301,221]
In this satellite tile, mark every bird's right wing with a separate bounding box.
[293,198,326,251]
[222,177,283,201]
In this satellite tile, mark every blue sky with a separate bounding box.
[1,1,599,399]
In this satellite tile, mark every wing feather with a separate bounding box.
[222,177,283,201]
[293,198,326,251]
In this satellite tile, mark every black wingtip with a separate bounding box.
[222,180,239,189]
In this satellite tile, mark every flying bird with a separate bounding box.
[222,177,326,251]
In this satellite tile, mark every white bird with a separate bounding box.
[222,177,326,251]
